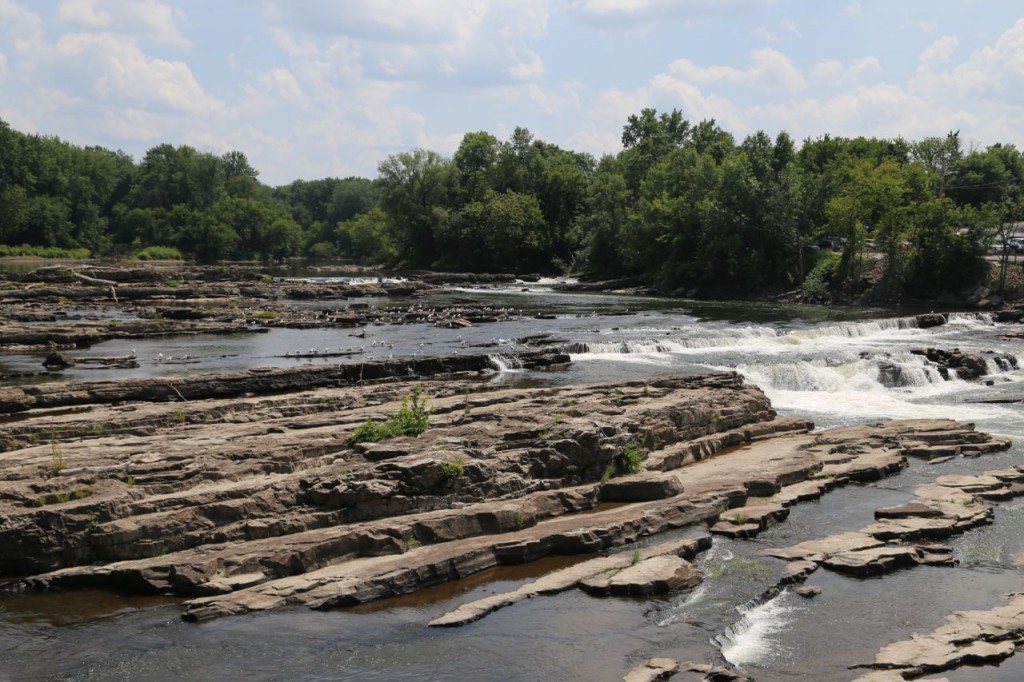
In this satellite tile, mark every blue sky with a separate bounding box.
[1,1,1023,185]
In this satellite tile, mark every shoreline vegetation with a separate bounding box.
[3,113,1024,306]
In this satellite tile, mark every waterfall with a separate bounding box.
[487,354,522,372]
[714,590,798,670]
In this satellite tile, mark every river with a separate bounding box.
[1,279,1023,681]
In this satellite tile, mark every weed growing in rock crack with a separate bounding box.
[515,511,529,529]
[631,548,641,565]
[35,487,94,506]
[438,457,465,480]
[49,431,65,475]
[560,398,575,408]
[463,388,472,416]
[616,440,647,475]
[124,476,136,487]
[642,385,650,397]
[728,513,751,525]
[348,385,431,445]
[406,537,422,550]
[600,464,616,483]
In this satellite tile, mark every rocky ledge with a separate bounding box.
[0,355,1011,636]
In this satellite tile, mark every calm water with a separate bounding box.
[2,281,1023,681]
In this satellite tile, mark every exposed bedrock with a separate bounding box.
[0,363,1010,625]
[0,350,568,414]
[909,347,1018,381]
[853,593,1024,680]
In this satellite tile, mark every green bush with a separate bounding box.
[802,250,841,301]
[348,386,431,445]
[438,457,465,480]
[616,441,647,475]
[135,245,184,261]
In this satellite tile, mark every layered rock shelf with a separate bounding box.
[0,353,1011,638]
[853,593,1024,679]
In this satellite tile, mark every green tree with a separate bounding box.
[377,148,452,267]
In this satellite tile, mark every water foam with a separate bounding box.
[717,591,799,669]
[487,354,523,372]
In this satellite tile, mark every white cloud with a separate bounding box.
[55,33,223,114]
[752,19,799,43]
[846,1,862,17]
[665,48,806,92]
[265,0,551,89]
[812,56,880,86]
[57,0,188,47]
[256,67,306,104]
[949,18,1024,101]
[0,52,7,81]
[0,0,45,53]
[508,52,545,81]
[572,0,772,24]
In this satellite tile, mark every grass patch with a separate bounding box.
[50,432,65,475]
[252,310,279,320]
[0,244,91,259]
[348,386,431,445]
[438,457,465,480]
[135,245,183,261]
[35,487,95,506]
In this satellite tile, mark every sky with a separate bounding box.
[1,1,1023,186]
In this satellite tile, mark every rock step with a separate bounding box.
[430,534,710,627]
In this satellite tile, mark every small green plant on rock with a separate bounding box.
[616,440,647,475]
[438,457,465,480]
[631,547,641,565]
[49,432,65,475]
[348,386,431,445]
[515,511,529,529]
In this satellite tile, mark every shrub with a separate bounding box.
[438,457,465,480]
[616,441,647,475]
[802,250,841,301]
[135,245,184,261]
[348,386,431,445]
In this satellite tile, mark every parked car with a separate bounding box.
[1007,237,1024,253]
[814,236,847,250]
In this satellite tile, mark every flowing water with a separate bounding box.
[2,281,1023,681]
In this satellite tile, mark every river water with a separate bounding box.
[2,280,1023,681]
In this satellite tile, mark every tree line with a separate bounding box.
[1,112,1022,298]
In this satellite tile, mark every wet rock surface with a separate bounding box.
[853,593,1024,679]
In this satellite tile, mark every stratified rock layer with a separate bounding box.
[0,363,1010,627]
